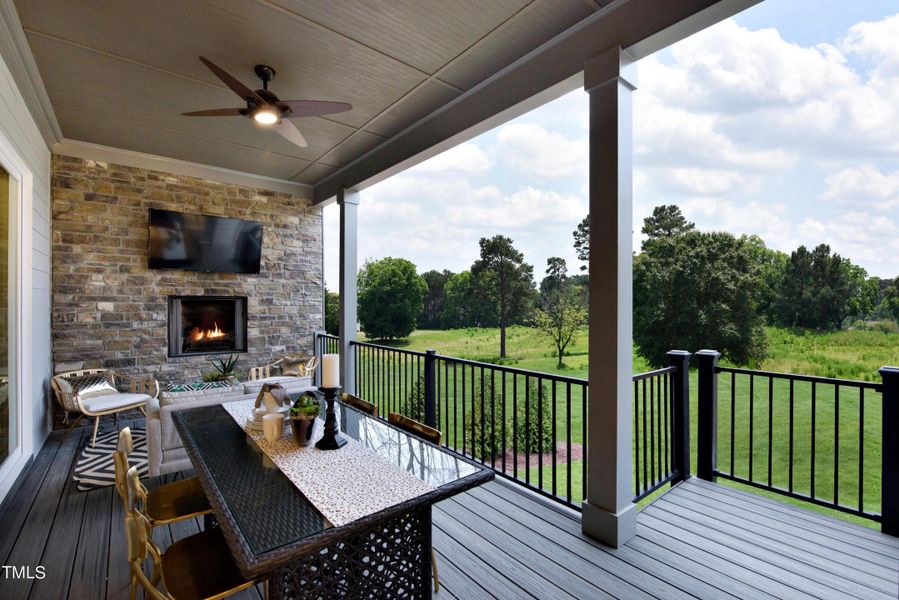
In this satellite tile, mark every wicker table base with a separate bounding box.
[269,506,432,599]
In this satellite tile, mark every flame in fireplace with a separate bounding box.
[189,322,227,342]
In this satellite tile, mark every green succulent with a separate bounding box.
[290,393,320,419]
[208,354,239,379]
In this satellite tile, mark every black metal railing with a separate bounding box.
[697,350,898,530]
[314,332,690,511]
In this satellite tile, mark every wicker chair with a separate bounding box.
[123,467,257,600]
[387,412,443,591]
[51,368,159,447]
[248,355,319,381]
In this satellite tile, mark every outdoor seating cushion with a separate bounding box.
[80,392,149,413]
[161,384,243,407]
[242,376,311,395]
[69,371,118,401]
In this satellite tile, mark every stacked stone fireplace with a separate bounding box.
[50,155,323,383]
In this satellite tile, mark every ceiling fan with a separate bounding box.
[182,57,352,148]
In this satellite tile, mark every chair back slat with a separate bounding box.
[388,412,442,445]
[342,393,378,417]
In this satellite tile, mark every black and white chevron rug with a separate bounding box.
[73,427,148,491]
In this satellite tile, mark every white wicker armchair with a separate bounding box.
[51,368,159,447]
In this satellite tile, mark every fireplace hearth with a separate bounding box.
[168,296,247,357]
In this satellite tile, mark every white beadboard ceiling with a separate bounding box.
[13,0,612,185]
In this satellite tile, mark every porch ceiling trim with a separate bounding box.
[312,0,760,204]
[0,0,61,148]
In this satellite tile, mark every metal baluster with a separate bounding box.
[835,384,840,507]
[730,372,736,476]
[552,379,557,497]
[788,378,795,492]
[567,381,572,503]
[768,377,773,488]
[643,378,649,489]
[491,368,496,468]
[513,373,518,480]
[525,375,531,485]
[634,379,640,496]
[538,378,544,491]
[480,366,486,465]
[859,387,865,513]
[502,371,507,474]
[749,374,754,481]
[461,364,466,456]
[811,382,816,499]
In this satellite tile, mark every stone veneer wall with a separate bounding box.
[51,155,322,384]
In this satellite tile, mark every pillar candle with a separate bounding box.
[322,354,339,388]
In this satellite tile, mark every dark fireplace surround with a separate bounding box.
[168,296,248,358]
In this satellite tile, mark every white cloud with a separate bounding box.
[820,165,899,210]
[414,142,494,175]
[841,13,899,75]
[493,123,587,179]
[798,211,899,276]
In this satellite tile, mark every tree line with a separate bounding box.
[326,206,899,368]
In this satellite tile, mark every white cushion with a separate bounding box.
[243,376,311,395]
[160,384,242,407]
[81,392,150,413]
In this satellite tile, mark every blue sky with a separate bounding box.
[324,1,899,287]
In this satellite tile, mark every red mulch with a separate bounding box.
[480,441,583,472]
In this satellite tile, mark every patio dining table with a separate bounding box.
[173,397,493,599]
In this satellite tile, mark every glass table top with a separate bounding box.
[173,398,486,560]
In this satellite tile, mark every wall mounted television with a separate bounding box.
[148,208,263,274]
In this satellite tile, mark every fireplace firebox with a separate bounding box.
[168,296,247,357]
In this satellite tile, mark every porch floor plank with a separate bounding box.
[2,426,898,600]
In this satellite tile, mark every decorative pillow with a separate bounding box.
[68,372,117,401]
[165,381,233,393]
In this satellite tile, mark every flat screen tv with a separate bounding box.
[148,208,263,274]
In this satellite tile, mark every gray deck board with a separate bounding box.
[2,427,898,600]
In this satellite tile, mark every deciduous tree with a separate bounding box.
[634,230,767,367]
[357,257,426,340]
[572,215,590,271]
[534,258,586,368]
[419,269,453,329]
[324,288,339,335]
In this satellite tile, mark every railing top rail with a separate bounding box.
[432,353,589,385]
[716,365,883,391]
[350,340,429,357]
[316,332,339,339]
[633,366,677,381]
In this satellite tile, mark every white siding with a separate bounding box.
[0,50,53,457]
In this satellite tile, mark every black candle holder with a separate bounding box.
[315,386,347,450]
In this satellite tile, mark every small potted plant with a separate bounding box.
[290,391,321,447]
[208,354,240,384]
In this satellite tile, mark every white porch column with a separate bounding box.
[581,46,638,548]
[337,188,359,394]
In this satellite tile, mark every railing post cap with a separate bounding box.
[426,349,437,355]
[667,350,691,357]
[879,366,899,377]
[696,349,722,359]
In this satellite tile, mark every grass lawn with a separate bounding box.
[355,325,898,526]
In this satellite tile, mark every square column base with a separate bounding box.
[581,499,637,548]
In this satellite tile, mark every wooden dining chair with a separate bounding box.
[387,412,442,591]
[124,467,258,600]
[114,427,212,526]
[341,392,378,417]
[387,412,442,445]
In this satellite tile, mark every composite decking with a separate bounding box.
[1,423,897,599]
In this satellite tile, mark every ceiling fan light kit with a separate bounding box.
[183,57,353,148]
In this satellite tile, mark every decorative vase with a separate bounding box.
[290,416,316,447]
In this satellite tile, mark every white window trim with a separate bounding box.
[0,129,34,502]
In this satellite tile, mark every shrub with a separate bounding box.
[401,375,439,424]
[513,379,554,455]
[463,377,505,461]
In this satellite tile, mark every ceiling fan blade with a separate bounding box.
[273,119,308,148]
[277,100,353,118]
[182,108,245,117]
[199,56,264,104]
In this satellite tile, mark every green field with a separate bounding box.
[353,325,898,526]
